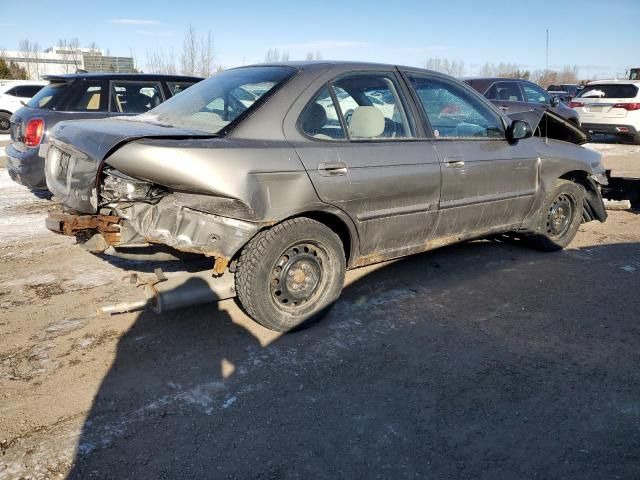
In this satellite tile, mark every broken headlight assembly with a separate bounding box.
[100,167,168,204]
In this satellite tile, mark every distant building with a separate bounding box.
[2,46,135,79]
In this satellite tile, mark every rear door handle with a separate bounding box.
[445,156,465,168]
[499,105,510,111]
[318,162,348,176]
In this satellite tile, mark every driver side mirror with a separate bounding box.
[508,120,533,143]
[550,96,561,107]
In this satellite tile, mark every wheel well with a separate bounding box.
[0,110,12,116]
[559,170,607,222]
[291,211,354,265]
[560,170,592,191]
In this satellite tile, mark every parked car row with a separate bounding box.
[36,61,607,332]
[6,72,202,189]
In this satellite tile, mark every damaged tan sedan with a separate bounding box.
[45,62,607,331]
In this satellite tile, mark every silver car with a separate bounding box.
[44,62,608,331]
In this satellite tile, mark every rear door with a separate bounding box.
[290,69,442,257]
[404,72,540,237]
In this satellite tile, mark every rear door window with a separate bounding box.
[68,82,106,111]
[299,87,346,140]
[329,72,415,140]
[522,83,550,104]
[578,84,638,99]
[485,81,523,102]
[166,81,197,96]
[111,81,164,113]
[27,82,69,109]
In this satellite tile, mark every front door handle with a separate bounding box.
[499,105,510,111]
[445,156,465,168]
[318,162,348,176]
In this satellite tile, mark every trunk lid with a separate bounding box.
[46,118,214,213]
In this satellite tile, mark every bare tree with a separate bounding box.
[57,39,72,73]
[199,30,214,77]
[305,51,322,61]
[68,38,81,71]
[264,48,279,63]
[264,48,290,62]
[424,57,465,77]
[146,48,177,74]
[31,42,41,79]
[18,39,32,78]
[181,24,199,75]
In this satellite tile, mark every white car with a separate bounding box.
[0,81,46,133]
[569,80,640,144]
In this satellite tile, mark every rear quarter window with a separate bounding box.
[578,84,639,99]
[26,82,69,109]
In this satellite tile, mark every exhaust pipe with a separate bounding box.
[144,271,236,314]
[98,270,236,316]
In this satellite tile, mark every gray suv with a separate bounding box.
[44,62,607,331]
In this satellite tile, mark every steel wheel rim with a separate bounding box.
[0,118,9,131]
[270,242,327,310]
[547,193,574,237]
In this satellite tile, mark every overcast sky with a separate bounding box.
[0,0,637,79]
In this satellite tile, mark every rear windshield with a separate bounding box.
[135,66,297,134]
[578,84,638,99]
[26,82,69,109]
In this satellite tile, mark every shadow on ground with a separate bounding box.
[67,239,640,479]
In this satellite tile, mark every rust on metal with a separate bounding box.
[213,256,230,276]
[46,212,122,245]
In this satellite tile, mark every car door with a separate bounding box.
[404,72,541,237]
[290,70,442,257]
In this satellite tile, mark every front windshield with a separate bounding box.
[137,66,297,134]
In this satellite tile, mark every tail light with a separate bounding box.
[23,118,45,147]
[568,101,584,108]
[612,103,640,111]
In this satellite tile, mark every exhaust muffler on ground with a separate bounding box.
[98,271,236,315]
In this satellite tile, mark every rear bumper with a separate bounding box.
[46,195,262,268]
[5,143,47,189]
[581,123,638,136]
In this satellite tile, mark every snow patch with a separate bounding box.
[0,169,51,244]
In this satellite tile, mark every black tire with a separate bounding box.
[0,112,11,133]
[235,218,346,332]
[525,179,585,252]
[633,132,640,145]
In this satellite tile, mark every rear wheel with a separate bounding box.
[235,218,346,332]
[633,132,640,145]
[525,179,585,251]
[0,112,11,133]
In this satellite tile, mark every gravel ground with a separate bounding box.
[0,149,639,479]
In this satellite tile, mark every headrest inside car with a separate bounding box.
[348,106,385,138]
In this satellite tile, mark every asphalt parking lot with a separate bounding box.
[1,138,639,479]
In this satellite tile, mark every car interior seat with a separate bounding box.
[348,106,385,138]
[302,103,331,139]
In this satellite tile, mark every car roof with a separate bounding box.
[240,60,444,75]
[586,79,640,85]
[42,73,204,82]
